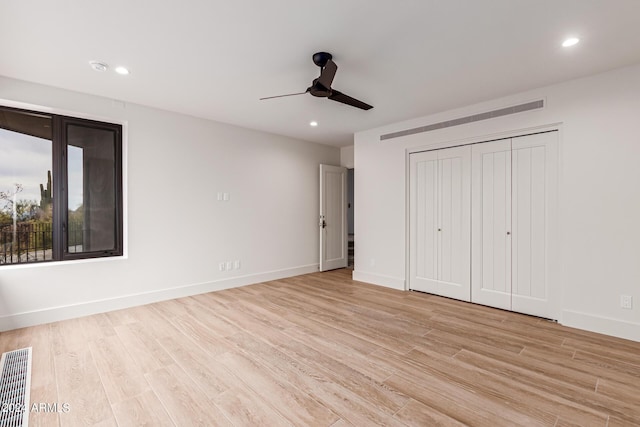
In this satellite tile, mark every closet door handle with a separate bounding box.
[507,231,511,235]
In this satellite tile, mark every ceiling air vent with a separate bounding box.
[0,347,32,427]
[380,99,544,141]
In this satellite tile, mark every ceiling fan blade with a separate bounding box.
[328,90,373,110]
[317,59,338,89]
[260,90,308,100]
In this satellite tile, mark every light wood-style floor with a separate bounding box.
[2,269,640,426]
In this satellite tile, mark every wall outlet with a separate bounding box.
[226,261,233,270]
[219,262,226,271]
[217,192,223,201]
[234,260,240,269]
[621,295,633,309]
[370,258,376,267]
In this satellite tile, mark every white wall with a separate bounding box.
[0,76,339,331]
[354,62,640,342]
[340,145,354,168]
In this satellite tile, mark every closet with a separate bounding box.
[409,131,558,319]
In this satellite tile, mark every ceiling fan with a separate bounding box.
[260,52,373,110]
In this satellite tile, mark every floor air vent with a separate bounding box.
[0,348,32,427]
[380,99,544,141]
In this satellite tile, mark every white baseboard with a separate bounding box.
[352,270,406,290]
[561,310,640,342]
[0,264,318,332]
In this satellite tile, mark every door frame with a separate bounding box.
[404,123,562,319]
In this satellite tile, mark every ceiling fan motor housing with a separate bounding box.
[312,52,333,67]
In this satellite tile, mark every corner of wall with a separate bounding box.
[340,145,354,168]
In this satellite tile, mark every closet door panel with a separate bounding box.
[409,146,471,301]
[511,132,558,319]
[512,147,533,298]
[472,140,512,310]
[410,151,439,291]
[437,146,471,300]
[529,146,547,299]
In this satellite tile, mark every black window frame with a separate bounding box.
[0,104,123,265]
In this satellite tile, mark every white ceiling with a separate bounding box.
[2,1,640,147]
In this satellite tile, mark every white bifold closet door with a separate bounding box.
[409,145,471,301]
[470,139,513,310]
[471,131,558,318]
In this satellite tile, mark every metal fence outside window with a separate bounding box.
[0,220,83,264]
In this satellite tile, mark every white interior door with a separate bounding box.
[471,139,512,310]
[410,146,471,300]
[510,132,558,318]
[320,164,347,271]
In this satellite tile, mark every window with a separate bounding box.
[0,105,123,265]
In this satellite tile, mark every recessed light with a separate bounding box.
[562,37,580,47]
[89,61,108,72]
[115,66,130,75]
[310,121,318,127]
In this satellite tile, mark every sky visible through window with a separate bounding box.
[0,128,83,212]
[67,145,83,211]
